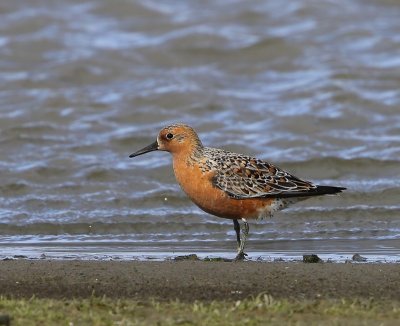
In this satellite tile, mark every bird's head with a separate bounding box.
[129,123,203,158]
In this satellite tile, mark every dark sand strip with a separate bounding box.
[1,260,399,301]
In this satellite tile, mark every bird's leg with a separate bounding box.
[234,218,249,261]
[233,219,241,248]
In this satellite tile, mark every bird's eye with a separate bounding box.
[166,133,174,140]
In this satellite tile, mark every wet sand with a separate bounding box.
[0,260,399,301]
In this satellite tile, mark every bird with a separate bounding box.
[129,123,346,260]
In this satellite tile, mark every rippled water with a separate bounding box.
[0,0,399,261]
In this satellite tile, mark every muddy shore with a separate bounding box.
[1,260,399,302]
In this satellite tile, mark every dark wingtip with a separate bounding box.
[260,185,347,198]
[314,185,346,195]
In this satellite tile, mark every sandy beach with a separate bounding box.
[1,260,399,301]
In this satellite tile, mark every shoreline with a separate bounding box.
[1,260,399,301]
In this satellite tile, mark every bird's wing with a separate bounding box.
[210,152,317,199]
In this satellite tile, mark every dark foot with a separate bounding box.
[234,252,248,261]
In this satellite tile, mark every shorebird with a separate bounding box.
[129,124,345,260]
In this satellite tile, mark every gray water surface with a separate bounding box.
[0,0,399,262]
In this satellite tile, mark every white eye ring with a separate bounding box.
[166,133,174,140]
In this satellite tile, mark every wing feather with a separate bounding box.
[205,149,317,199]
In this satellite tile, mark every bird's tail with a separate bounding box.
[314,185,346,195]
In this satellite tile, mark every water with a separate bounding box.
[0,0,399,262]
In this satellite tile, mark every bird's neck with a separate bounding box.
[172,143,204,170]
